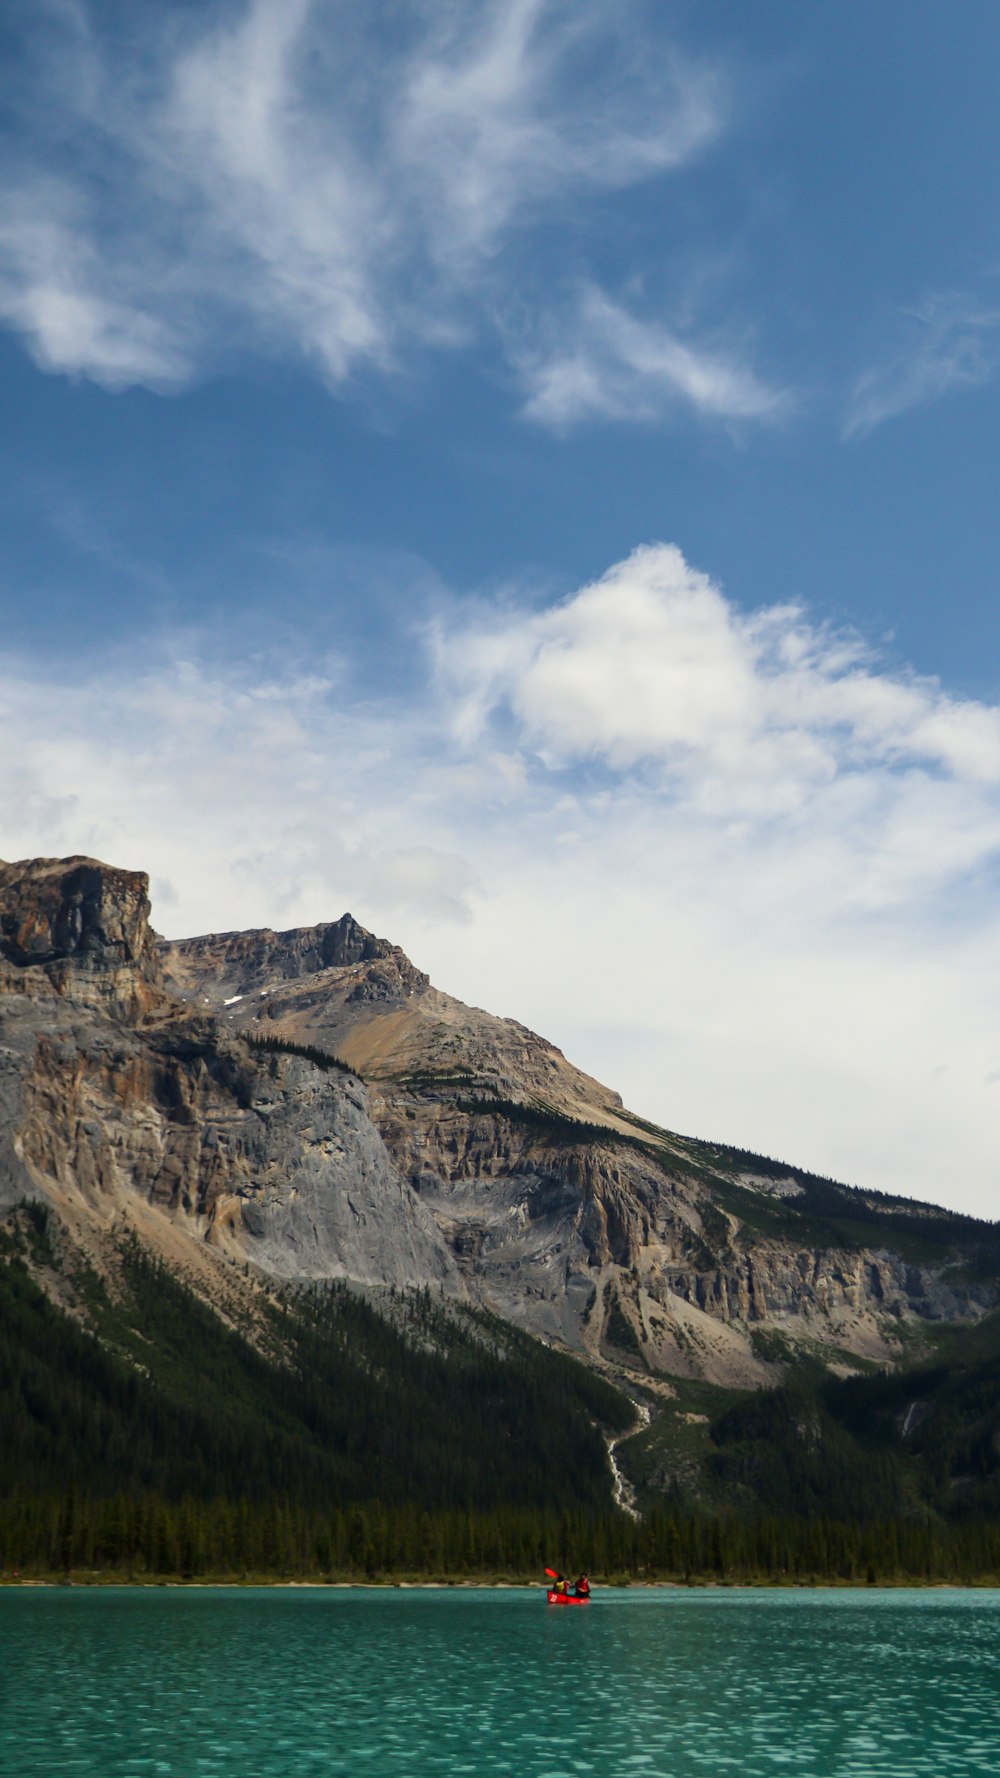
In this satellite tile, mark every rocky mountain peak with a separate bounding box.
[159,912,429,1010]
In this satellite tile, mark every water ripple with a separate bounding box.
[1,1589,1000,1777]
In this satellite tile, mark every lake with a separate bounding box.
[1,1587,999,1777]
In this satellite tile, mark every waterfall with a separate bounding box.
[606,1399,651,1520]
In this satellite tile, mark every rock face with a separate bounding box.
[0,855,160,1019]
[162,915,428,1002]
[1,852,995,1391]
[161,902,998,1389]
[0,856,455,1291]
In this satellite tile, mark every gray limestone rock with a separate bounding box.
[0,855,457,1292]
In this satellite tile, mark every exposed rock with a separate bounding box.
[0,855,160,1019]
[161,915,427,1004]
[0,855,456,1291]
[162,898,997,1385]
[2,852,995,1392]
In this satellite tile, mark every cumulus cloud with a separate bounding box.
[438,543,1000,805]
[3,541,1000,1213]
[0,0,768,415]
[845,288,1000,438]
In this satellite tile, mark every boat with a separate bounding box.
[546,1589,589,1605]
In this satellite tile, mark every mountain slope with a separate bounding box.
[617,1303,1000,1524]
[164,911,998,1385]
[0,851,996,1413]
[0,1204,629,1513]
[0,857,456,1296]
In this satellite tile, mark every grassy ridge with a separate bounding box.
[245,1033,354,1074]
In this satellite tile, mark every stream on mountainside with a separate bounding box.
[607,1399,650,1519]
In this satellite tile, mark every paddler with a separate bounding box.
[552,1572,568,1595]
[572,1573,590,1599]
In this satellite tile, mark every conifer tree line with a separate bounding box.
[4,1494,1000,1584]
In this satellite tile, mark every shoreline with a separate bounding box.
[5,1574,1000,1591]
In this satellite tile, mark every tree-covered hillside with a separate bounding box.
[6,1201,1000,1583]
[618,1307,1000,1524]
[0,1207,630,1513]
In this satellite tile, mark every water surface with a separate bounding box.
[2,1587,999,1777]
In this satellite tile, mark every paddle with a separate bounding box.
[544,1567,559,1579]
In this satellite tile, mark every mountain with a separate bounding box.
[620,1299,1000,1532]
[2,852,997,1399]
[0,1208,629,1516]
[161,900,997,1391]
[3,850,1000,1572]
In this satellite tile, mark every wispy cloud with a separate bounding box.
[515,286,788,428]
[0,184,189,389]
[4,541,1000,1212]
[0,0,775,422]
[845,288,1000,438]
[395,0,721,268]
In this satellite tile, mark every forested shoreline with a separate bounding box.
[4,1494,1000,1586]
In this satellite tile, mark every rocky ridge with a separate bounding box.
[161,897,997,1388]
[0,853,994,1393]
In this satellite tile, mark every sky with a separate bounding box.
[2,0,1000,1215]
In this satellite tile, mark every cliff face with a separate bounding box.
[0,853,993,1393]
[0,857,455,1292]
[162,914,428,1001]
[0,855,161,1019]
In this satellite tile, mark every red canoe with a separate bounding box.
[546,1590,589,1605]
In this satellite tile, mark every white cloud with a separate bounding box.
[0,649,481,933]
[163,0,389,382]
[437,542,1000,808]
[0,0,775,418]
[395,0,721,268]
[0,189,189,389]
[4,541,1000,1215]
[517,287,787,428]
[845,289,1000,438]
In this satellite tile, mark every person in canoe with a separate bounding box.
[572,1573,590,1600]
[551,1573,568,1596]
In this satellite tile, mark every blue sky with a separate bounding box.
[3,1,1000,1213]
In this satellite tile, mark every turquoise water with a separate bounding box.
[2,1588,1000,1777]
